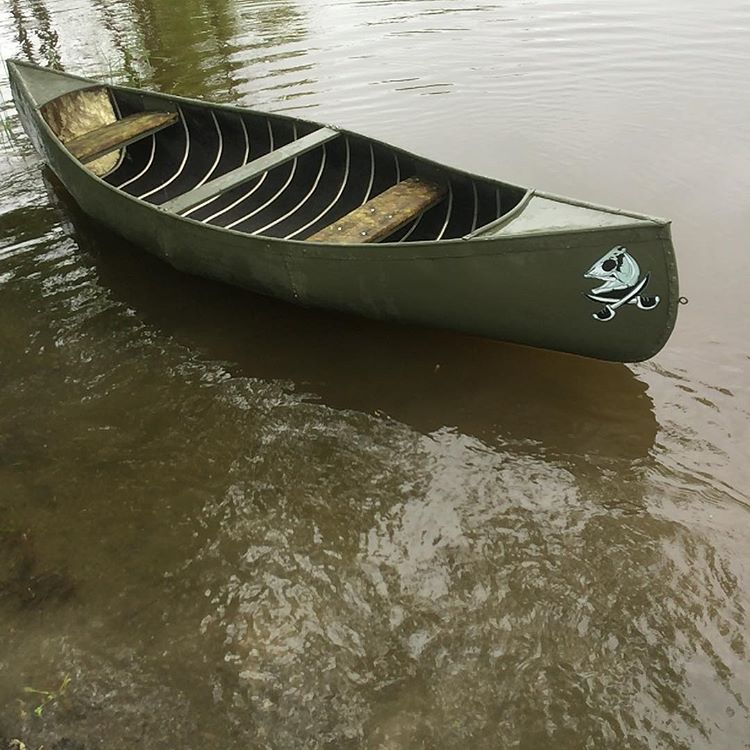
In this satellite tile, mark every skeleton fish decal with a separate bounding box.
[584,246,660,321]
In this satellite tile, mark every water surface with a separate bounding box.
[0,1,748,748]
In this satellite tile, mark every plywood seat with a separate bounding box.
[65,111,179,164]
[308,176,447,244]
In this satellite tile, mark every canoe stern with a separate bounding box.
[282,220,678,362]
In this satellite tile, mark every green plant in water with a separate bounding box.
[23,674,72,717]
[0,111,15,142]
[0,49,18,144]
[0,92,10,140]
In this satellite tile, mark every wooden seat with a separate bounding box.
[66,111,178,164]
[161,127,340,215]
[308,176,446,244]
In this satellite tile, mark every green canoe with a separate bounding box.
[7,58,679,362]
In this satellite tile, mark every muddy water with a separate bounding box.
[0,0,748,748]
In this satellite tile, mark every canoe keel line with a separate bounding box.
[7,59,680,361]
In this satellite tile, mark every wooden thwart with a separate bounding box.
[161,127,339,215]
[308,176,446,244]
[66,111,178,164]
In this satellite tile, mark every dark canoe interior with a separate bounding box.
[44,85,527,244]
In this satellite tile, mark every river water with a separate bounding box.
[0,0,748,748]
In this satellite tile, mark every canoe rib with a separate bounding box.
[307,176,447,244]
[160,126,340,216]
[66,111,178,164]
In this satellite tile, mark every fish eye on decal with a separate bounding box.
[602,258,617,272]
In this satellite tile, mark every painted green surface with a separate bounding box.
[7,59,679,362]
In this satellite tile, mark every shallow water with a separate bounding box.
[0,0,748,748]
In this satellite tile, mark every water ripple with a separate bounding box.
[0,0,748,747]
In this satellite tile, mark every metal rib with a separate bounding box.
[105,96,126,176]
[471,182,479,233]
[197,112,223,187]
[396,149,423,241]
[203,119,273,224]
[260,146,327,236]
[398,213,422,243]
[137,106,190,200]
[362,144,375,202]
[436,182,453,240]
[115,133,156,190]
[183,113,237,217]
[225,125,300,230]
[288,137,351,239]
[392,149,419,242]
[239,117,250,165]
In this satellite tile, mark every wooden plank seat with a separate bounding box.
[161,126,340,215]
[308,176,447,244]
[66,111,179,164]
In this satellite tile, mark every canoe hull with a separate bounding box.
[9,60,679,362]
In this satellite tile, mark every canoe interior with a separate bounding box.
[39,85,527,243]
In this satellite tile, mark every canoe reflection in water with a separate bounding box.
[46,171,658,464]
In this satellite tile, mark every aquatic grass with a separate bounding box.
[0,49,20,146]
[94,43,117,86]
[0,113,12,142]
[0,57,11,139]
[8,739,37,750]
[22,674,72,718]
[0,98,15,142]
[93,43,145,89]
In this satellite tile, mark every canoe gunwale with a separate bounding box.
[6,59,531,245]
[10,58,671,249]
[8,60,672,258]
[16,102,676,260]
